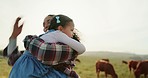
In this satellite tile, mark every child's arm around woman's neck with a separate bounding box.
[40,30,86,54]
[54,30,86,54]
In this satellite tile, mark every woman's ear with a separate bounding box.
[57,26,63,31]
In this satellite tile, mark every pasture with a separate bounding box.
[0,51,147,78]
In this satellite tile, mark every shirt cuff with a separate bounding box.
[8,38,17,55]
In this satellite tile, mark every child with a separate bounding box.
[24,14,85,78]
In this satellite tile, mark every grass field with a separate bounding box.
[0,57,11,78]
[0,51,147,78]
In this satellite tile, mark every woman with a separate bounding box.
[3,15,68,78]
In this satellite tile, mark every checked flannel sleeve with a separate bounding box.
[23,35,80,78]
[23,35,75,65]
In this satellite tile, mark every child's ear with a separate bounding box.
[57,26,63,31]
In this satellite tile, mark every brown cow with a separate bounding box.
[129,60,139,72]
[75,58,81,63]
[134,61,148,78]
[122,60,128,64]
[122,60,139,72]
[101,58,110,62]
[96,60,118,78]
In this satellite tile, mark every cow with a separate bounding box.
[122,60,139,72]
[122,60,128,64]
[134,61,148,78]
[101,58,110,62]
[75,58,81,63]
[96,60,118,78]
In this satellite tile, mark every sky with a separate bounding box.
[0,0,148,54]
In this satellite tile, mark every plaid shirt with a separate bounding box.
[23,35,78,65]
[3,35,79,77]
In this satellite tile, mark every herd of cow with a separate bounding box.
[95,59,148,78]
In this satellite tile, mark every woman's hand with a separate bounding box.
[10,17,24,38]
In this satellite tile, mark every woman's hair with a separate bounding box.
[43,14,55,26]
[48,14,73,30]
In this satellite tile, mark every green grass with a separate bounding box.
[0,51,147,78]
[74,55,131,78]
[0,58,11,78]
[74,52,146,78]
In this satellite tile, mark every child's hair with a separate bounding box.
[48,14,73,30]
[48,14,55,17]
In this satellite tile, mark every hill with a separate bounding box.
[81,51,148,60]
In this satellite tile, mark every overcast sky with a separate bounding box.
[0,0,148,54]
